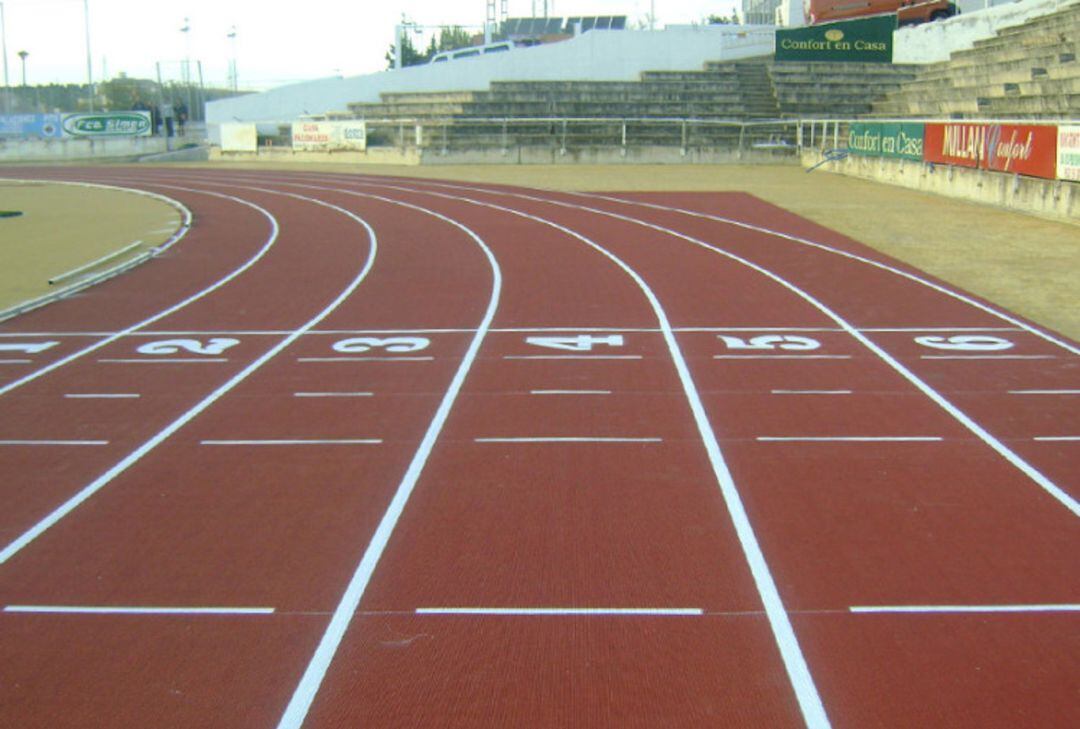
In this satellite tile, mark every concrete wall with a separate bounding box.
[0,136,169,162]
[802,147,1078,223]
[206,26,777,125]
[895,0,1080,64]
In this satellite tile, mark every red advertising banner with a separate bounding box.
[924,123,1058,179]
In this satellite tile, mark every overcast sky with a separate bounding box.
[0,0,740,90]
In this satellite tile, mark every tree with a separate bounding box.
[385,25,479,69]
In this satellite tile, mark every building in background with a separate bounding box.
[742,0,783,24]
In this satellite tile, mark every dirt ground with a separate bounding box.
[1,164,1076,339]
[0,180,182,312]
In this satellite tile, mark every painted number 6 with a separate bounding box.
[914,335,1014,352]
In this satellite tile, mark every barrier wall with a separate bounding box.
[0,136,168,161]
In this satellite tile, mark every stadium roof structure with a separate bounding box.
[499,16,627,39]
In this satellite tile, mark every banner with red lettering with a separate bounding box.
[924,123,1058,180]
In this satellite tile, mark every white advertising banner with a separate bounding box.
[292,121,366,151]
[220,123,258,152]
[1057,125,1080,181]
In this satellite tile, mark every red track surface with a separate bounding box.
[0,167,1076,728]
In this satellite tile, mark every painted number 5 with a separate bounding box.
[718,335,821,351]
[332,337,431,353]
[137,338,240,355]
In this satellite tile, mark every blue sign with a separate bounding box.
[0,114,64,139]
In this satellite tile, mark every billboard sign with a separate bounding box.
[0,113,64,138]
[1057,125,1080,181]
[220,123,258,152]
[775,15,895,63]
[292,121,367,151]
[61,111,152,137]
[848,122,924,160]
[924,123,1058,179]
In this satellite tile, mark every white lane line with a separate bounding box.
[416,607,703,617]
[530,389,612,395]
[757,436,943,443]
[713,355,852,360]
[4,605,275,615]
[771,390,853,395]
[98,358,229,363]
[850,604,1080,615]
[201,439,382,446]
[503,354,642,360]
[573,191,1080,357]
[331,183,832,729]
[1009,389,1080,395]
[0,440,109,446]
[0,193,378,566]
[1033,436,1080,442]
[475,437,662,443]
[64,393,141,399]
[470,183,1079,521]
[293,392,374,398]
[920,355,1056,360]
[0,359,32,364]
[297,356,433,362]
[276,193,502,729]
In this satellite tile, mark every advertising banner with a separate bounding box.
[61,111,152,137]
[292,121,367,151]
[220,123,258,152]
[1057,125,1080,181]
[848,122,924,160]
[0,113,64,138]
[775,15,895,63]
[924,123,1058,179]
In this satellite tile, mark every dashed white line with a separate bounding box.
[0,440,109,446]
[1009,389,1080,395]
[297,356,433,362]
[771,390,853,395]
[713,355,852,360]
[4,605,274,615]
[474,437,662,443]
[1033,436,1080,442]
[0,359,32,364]
[757,436,943,443]
[503,354,642,360]
[416,607,703,617]
[530,389,612,395]
[98,358,229,364]
[920,355,1055,360]
[200,439,382,446]
[293,392,374,398]
[64,393,141,399]
[850,604,1080,615]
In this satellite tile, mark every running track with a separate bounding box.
[0,167,1076,728]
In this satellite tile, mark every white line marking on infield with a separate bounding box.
[200,439,382,446]
[757,436,943,443]
[1033,436,1080,442]
[503,354,642,360]
[850,604,1080,615]
[4,605,274,615]
[475,437,662,443]
[0,440,109,446]
[416,607,703,617]
[64,393,141,399]
[1009,390,1080,395]
[530,389,612,395]
[293,392,374,398]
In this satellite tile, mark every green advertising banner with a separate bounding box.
[775,15,896,63]
[848,122,924,160]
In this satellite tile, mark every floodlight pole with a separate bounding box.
[0,3,9,114]
[83,0,94,111]
[227,26,238,93]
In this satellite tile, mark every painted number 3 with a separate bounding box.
[332,337,431,353]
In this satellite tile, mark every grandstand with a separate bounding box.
[873,1,1080,118]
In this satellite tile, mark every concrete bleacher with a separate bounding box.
[873,1,1080,117]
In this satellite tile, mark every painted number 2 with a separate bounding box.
[332,337,431,353]
[914,335,1014,352]
[137,338,240,355]
[718,335,821,351]
[525,334,624,352]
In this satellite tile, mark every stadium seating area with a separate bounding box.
[873,2,1080,118]
[337,4,1076,150]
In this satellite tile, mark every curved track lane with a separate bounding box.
[0,167,1076,729]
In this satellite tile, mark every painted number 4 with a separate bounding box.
[718,335,821,351]
[525,334,625,351]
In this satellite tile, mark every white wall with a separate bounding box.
[207,26,776,125]
[895,0,1080,64]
